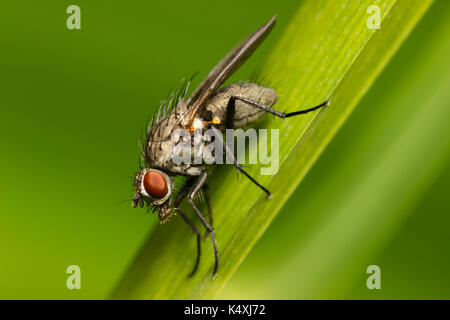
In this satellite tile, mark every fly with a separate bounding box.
[131,15,329,278]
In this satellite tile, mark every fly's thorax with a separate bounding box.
[145,99,209,175]
[147,103,187,150]
[201,82,278,130]
[146,126,202,176]
[145,101,188,172]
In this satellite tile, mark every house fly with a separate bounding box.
[131,15,329,278]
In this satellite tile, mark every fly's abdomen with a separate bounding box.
[202,82,278,129]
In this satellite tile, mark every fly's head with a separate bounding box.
[132,168,174,221]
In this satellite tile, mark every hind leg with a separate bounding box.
[226,96,330,128]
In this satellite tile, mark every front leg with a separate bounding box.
[187,168,219,278]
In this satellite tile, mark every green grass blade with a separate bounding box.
[112,0,432,299]
[221,0,450,299]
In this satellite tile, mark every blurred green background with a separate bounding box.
[0,0,449,299]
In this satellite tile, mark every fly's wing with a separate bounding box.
[183,14,277,127]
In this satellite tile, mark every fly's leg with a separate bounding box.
[203,185,213,239]
[177,209,201,277]
[211,126,273,198]
[175,178,201,277]
[187,168,219,278]
[221,97,329,196]
[226,96,330,124]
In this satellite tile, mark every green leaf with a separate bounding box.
[220,0,450,299]
[112,0,432,299]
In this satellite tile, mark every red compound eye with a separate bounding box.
[143,171,168,199]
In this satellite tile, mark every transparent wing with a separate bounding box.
[183,14,277,127]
